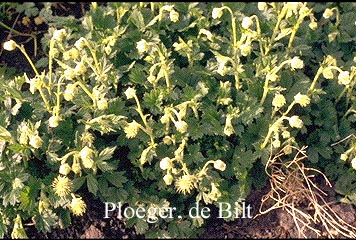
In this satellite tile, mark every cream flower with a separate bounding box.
[169,10,179,22]
[272,94,286,108]
[289,115,303,128]
[212,8,223,19]
[3,40,16,51]
[214,160,226,171]
[124,87,136,99]
[75,37,87,50]
[124,120,141,139]
[241,17,253,29]
[97,98,108,110]
[240,43,251,57]
[323,8,334,19]
[29,135,42,149]
[70,195,87,216]
[309,21,317,30]
[294,93,310,107]
[160,157,173,170]
[338,71,350,85]
[175,174,197,195]
[52,29,66,41]
[258,2,267,11]
[52,175,72,197]
[352,157,356,170]
[322,68,334,79]
[59,163,71,175]
[136,39,149,54]
[290,56,304,70]
[49,115,60,128]
[174,120,188,133]
[163,174,173,185]
[79,146,94,169]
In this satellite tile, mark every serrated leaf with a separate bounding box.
[129,9,145,31]
[134,218,149,235]
[105,171,128,188]
[86,174,98,196]
[0,125,13,142]
[98,147,116,161]
[34,209,58,233]
[129,67,146,85]
[72,176,86,192]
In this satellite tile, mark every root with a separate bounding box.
[256,145,356,238]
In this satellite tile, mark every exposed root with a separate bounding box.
[256,145,356,238]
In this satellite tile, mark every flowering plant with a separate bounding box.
[1,2,356,238]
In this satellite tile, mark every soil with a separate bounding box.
[1,3,356,239]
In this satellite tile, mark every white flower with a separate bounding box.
[294,93,310,107]
[258,2,267,11]
[323,8,334,19]
[79,146,94,169]
[59,163,71,175]
[212,8,223,19]
[29,135,42,149]
[170,10,179,22]
[160,157,173,170]
[214,160,226,171]
[241,17,253,29]
[3,40,16,51]
[163,174,173,185]
[124,87,136,99]
[240,43,251,57]
[49,115,60,128]
[351,157,356,170]
[136,39,149,54]
[272,94,286,108]
[199,29,213,41]
[53,29,66,41]
[338,71,350,85]
[289,115,303,128]
[290,56,304,69]
[75,37,87,50]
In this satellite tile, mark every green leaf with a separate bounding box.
[34,209,58,233]
[86,174,99,196]
[129,9,145,31]
[0,125,13,142]
[72,176,86,192]
[98,147,117,161]
[105,171,128,188]
[134,218,149,235]
[129,67,146,85]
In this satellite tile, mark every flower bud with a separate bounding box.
[59,163,71,175]
[212,8,223,19]
[294,93,310,107]
[49,115,60,128]
[290,56,304,70]
[160,157,173,170]
[124,87,136,99]
[241,17,253,29]
[338,71,350,85]
[136,39,149,54]
[174,120,188,133]
[29,135,43,149]
[3,40,16,51]
[352,157,356,170]
[79,146,94,169]
[258,2,267,11]
[97,98,108,110]
[214,160,226,171]
[323,8,334,19]
[170,10,179,22]
[309,21,317,30]
[289,115,303,129]
[322,68,334,79]
[163,174,173,185]
[340,153,348,161]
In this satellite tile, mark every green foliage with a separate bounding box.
[1,2,356,238]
